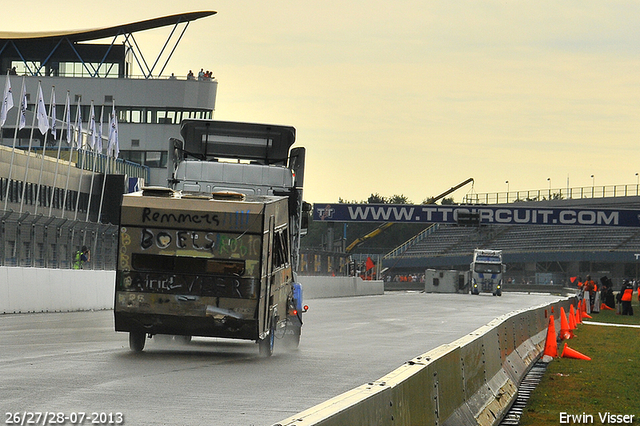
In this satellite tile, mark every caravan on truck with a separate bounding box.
[114,120,308,356]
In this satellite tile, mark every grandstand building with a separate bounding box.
[383,193,640,286]
[0,11,217,188]
[0,12,217,268]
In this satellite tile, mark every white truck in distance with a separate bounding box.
[469,249,504,296]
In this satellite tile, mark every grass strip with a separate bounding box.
[519,299,640,425]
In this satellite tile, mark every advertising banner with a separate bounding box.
[313,203,640,227]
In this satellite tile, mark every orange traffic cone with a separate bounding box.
[601,303,615,311]
[569,305,577,330]
[561,343,591,361]
[560,307,573,340]
[543,315,558,358]
[574,304,582,325]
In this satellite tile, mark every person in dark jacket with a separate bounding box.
[600,277,616,309]
[619,280,634,316]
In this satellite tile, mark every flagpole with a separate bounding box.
[61,93,74,216]
[98,109,114,225]
[48,90,66,217]
[4,76,25,211]
[85,101,97,222]
[34,86,54,216]
[99,102,118,223]
[73,103,84,221]
[20,80,42,214]
[96,105,108,224]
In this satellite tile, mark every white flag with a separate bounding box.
[64,92,71,144]
[75,98,83,148]
[36,83,49,135]
[88,101,96,150]
[50,88,57,140]
[0,73,14,127]
[96,105,104,152]
[18,78,27,130]
[108,104,119,158]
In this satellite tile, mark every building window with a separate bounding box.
[131,139,140,148]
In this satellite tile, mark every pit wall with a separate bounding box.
[0,267,115,313]
[298,276,384,299]
[0,268,382,314]
[275,297,575,426]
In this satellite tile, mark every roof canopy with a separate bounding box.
[0,11,216,79]
[0,11,216,42]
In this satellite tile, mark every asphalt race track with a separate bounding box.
[1,291,564,426]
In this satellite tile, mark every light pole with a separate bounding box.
[505,180,509,203]
[547,177,551,199]
[591,175,595,197]
[636,173,639,196]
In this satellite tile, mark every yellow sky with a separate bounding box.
[6,1,640,203]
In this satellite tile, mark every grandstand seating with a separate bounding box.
[397,223,640,258]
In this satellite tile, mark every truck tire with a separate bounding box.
[283,317,301,350]
[129,331,146,352]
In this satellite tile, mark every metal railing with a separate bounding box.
[384,223,439,259]
[462,184,640,205]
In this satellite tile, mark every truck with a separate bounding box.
[468,249,504,296]
[114,120,308,356]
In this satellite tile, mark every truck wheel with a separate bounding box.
[259,316,276,357]
[283,318,301,350]
[497,289,502,296]
[129,331,146,352]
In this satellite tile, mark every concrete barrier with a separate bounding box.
[0,267,115,314]
[298,276,384,299]
[274,297,575,426]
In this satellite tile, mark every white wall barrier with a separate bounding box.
[0,269,382,314]
[298,276,384,299]
[0,267,115,314]
[274,297,576,426]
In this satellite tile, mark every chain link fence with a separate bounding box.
[0,209,118,270]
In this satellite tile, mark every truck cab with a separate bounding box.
[469,249,504,296]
